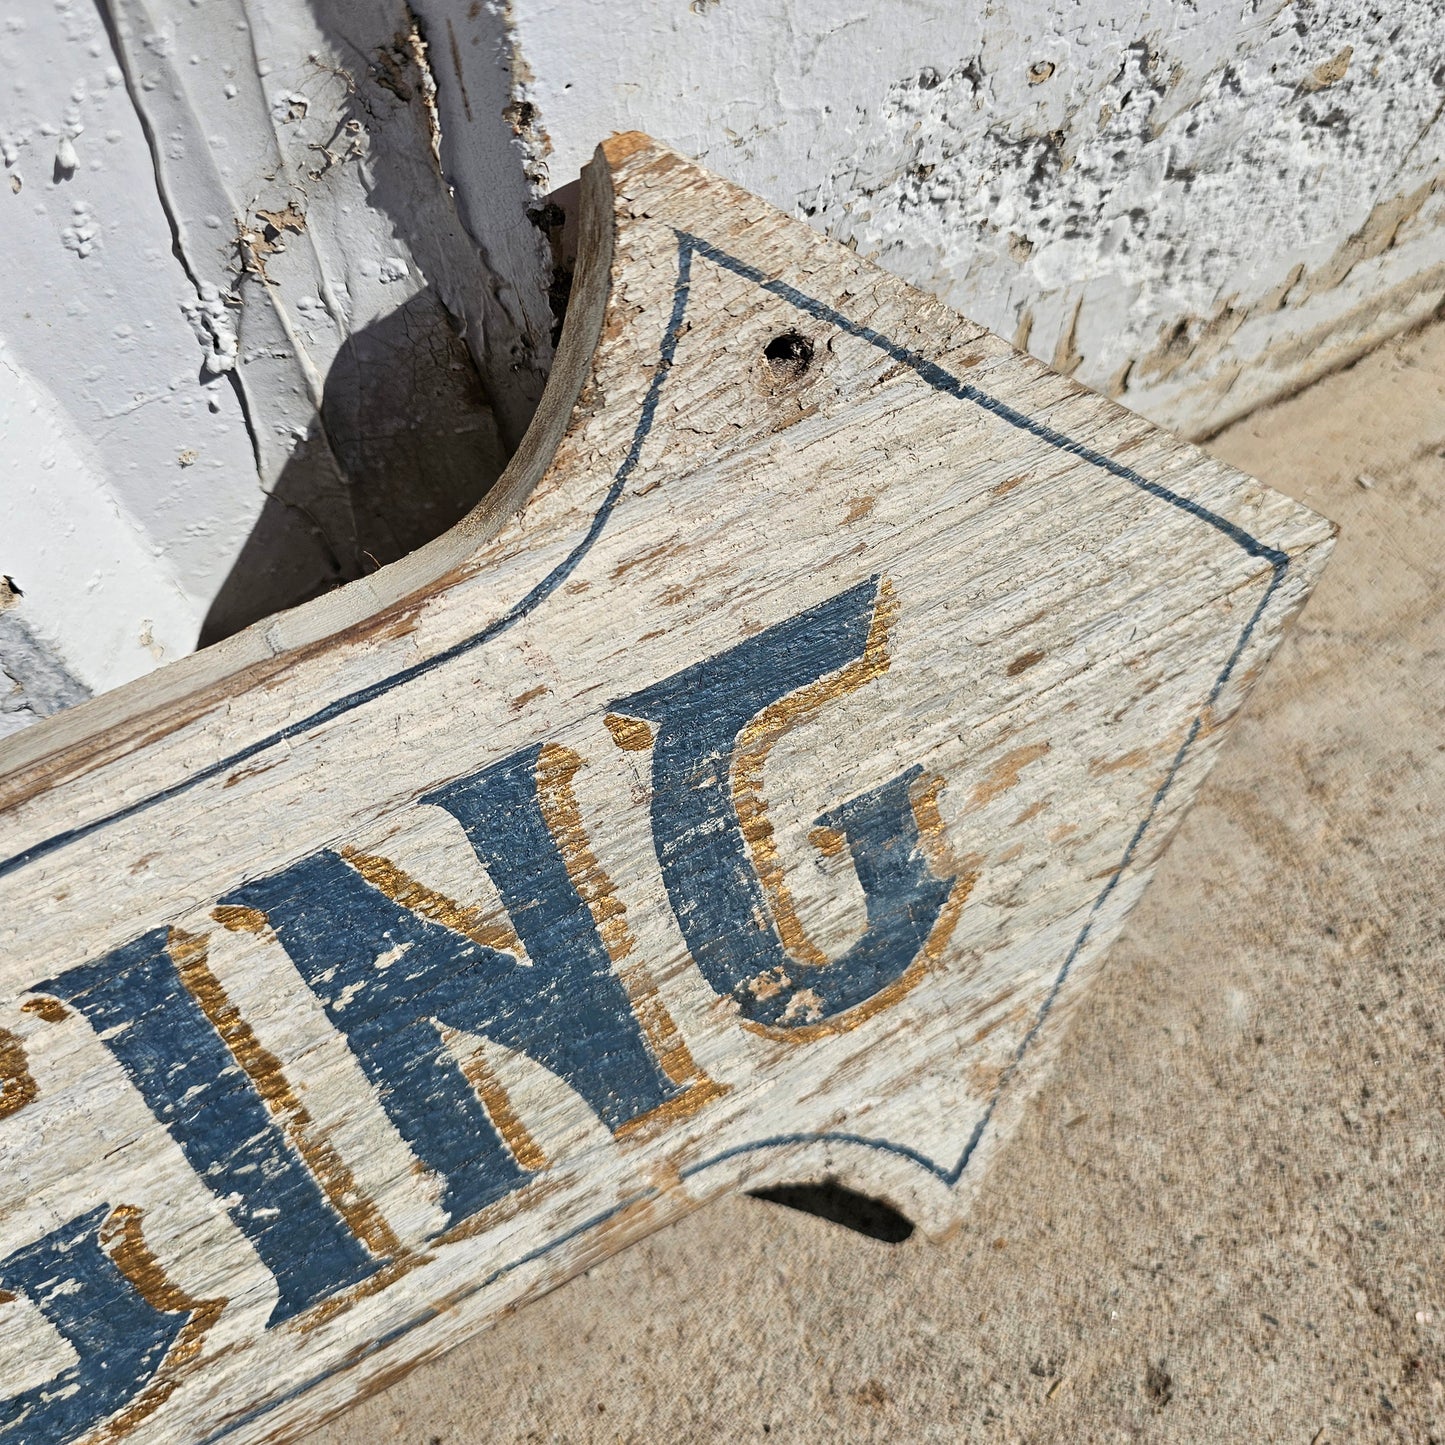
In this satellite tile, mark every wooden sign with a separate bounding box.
[0,133,1332,1444]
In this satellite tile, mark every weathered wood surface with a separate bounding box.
[0,133,1333,1444]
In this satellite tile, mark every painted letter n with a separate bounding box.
[223,741,691,1232]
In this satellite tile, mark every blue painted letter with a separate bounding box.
[611,579,957,1029]
[0,1206,190,1444]
[420,743,683,1131]
[225,749,682,1229]
[38,933,382,1324]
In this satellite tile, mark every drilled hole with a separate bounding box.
[748,1181,915,1243]
[764,330,814,380]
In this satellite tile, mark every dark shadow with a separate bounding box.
[199,285,507,644]
[747,1181,916,1244]
[303,0,555,450]
[197,0,559,645]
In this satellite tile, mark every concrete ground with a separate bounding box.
[316,315,1445,1443]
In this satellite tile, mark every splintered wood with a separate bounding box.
[0,133,1333,1444]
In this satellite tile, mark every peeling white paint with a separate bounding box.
[1,0,1440,723]
[99,0,528,643]
[1,0,553,712]
[0,0,262,692]
[179,286,239,377]
[503,0,1445,434]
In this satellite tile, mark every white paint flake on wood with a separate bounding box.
[0,135,1332,1444]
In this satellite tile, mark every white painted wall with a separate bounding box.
[1,0,552,705]
[2,0,1442,721]
[0,0,261,690]
[502,0,1445,435]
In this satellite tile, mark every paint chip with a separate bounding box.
[1304,45,1353,91]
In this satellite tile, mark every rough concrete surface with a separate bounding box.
[315,316,1445,1442]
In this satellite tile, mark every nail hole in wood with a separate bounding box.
[764,330,814,381]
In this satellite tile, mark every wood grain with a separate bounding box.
[0,133,1332,1445]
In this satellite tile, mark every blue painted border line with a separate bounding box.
[172,228,1287,1441]
[164,222,1283,1433]
[673,232,1287,1188]
[0,250,699,883]
[0,233,1280,886]
[684,234,1286,569]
